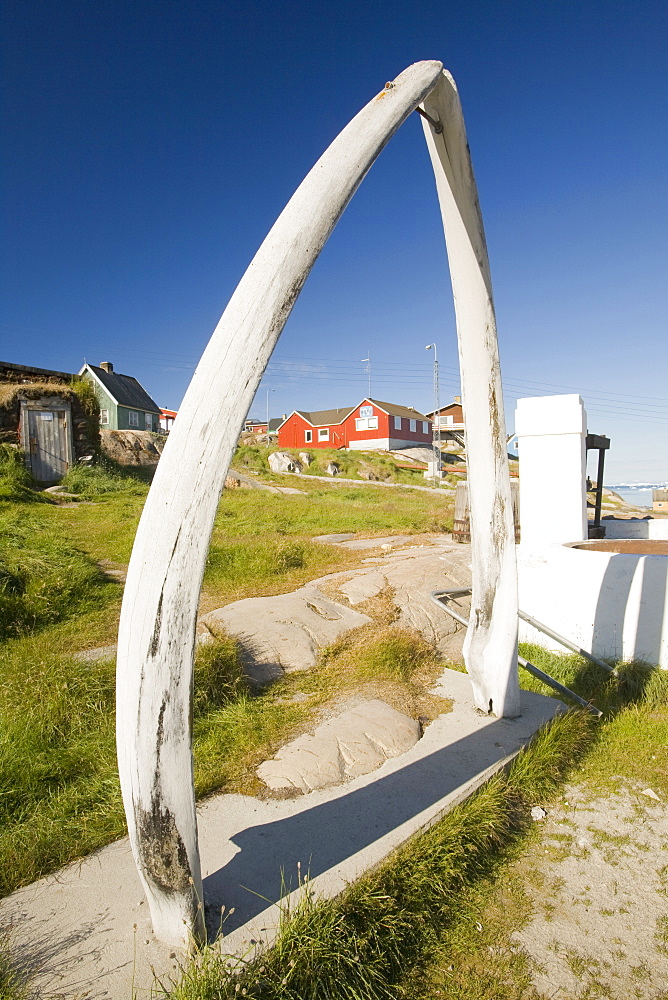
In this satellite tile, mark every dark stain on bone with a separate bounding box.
[135,794,192,894]
[149,591,164,658]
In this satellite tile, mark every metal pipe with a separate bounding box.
[518,610,614,673]
[594,447,606,528]
[430,590,603,717]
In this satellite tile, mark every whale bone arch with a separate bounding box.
[115,60,519,947]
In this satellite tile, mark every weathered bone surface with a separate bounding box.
[116,60,518,946]
[420,73,520,717]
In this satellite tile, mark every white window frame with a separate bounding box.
[368,416,378,430]
[355,417,367,431]
[422,421,428,434]
[393,415,401,430]
[145,412,153,430]
[409,418,416,432]
[318,427,329,441]
[304,429,312,442]
[444,414,454,425]
[128,410,139,428]
[100,408,109,425]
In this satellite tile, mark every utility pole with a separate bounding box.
[266,387,275,438]
[425,343,441,485]
[360,352,371,397]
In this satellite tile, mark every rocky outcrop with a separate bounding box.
[256,699,421,793]
[100,429,166,467]
[268,451,301,473]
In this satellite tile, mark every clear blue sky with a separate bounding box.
[2,0,666,482]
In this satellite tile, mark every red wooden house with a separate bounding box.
[278,398,432,451]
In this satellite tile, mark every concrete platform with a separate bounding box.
[0,669,563,999]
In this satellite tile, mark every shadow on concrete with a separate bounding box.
[5,909,130,1000]
[203,712,537,939]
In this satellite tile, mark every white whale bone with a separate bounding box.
[116,60,444,947]
[116,60,519,947]
[420,71,520,718]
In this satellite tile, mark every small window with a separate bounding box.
[304,429,312,442]
[410,419,416,432]
[128,411,139,427]
[100,408,109,425]
[355,417,367,431]
[145,413,152,430]
[318,428,329,441]
[393,415,401,430]
[444,415,454,425]
[368,416,378,430]
[422,421,428,434]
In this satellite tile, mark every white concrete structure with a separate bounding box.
[601,518,668,540]
[116,61,519,947]
[518,541,668,668]
[516,394,587,546]
[516,394,668,670]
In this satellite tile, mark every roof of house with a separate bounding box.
[268,418,283,432]
[285,398,430,428]
[293,406,356,427]
[81,364,160,413]
[0,360,75,383]
[368,398,429,421]
[424,401,463,418]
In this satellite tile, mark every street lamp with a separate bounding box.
[425,344,441,485]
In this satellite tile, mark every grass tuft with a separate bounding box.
[0,931,34,1000]
[322,626,436,683]
[0,446,46,504]
[60,459,149,497]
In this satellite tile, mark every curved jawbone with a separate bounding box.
[115,61,518,947]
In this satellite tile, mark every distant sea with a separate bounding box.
[608,483,667,508]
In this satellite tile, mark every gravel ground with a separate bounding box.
[513,781,668,999]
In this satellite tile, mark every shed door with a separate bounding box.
[26,408,71,482]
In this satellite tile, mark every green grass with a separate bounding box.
[0,445,47,504]
[0,471,454,976]
[60,459,150,497]
[162,658,668,1000]
[0,929,34,1000]
[233,443,431,486]
[0,505,113,640]
[164,711,594,1000]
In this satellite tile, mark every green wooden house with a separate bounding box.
[79,362,161,432]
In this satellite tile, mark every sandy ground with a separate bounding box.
[513,781,668,999]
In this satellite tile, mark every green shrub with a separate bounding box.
[70,378,101,454]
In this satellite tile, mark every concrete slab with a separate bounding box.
[312,533,356,544]
[337,535,411,550]
[0,670,564,1000]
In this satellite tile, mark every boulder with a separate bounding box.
[268,451,302,473]
[100,430,166,467]
[256,699,421,793]
[325,461,339,476]
[201,585,371,685]
[298,452,312,466]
